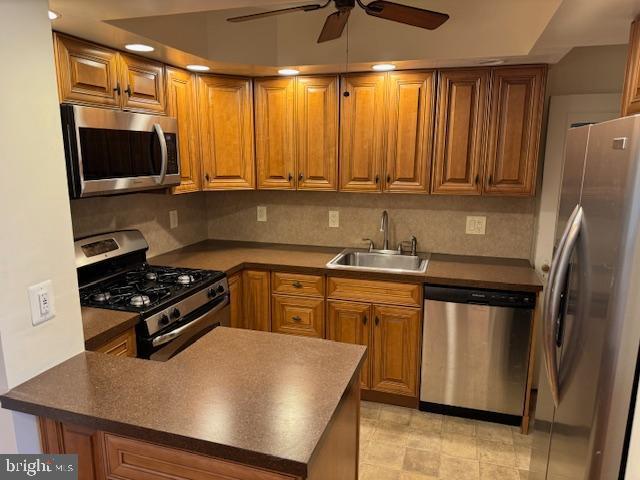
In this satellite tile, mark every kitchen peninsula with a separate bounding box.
[0,328,366,480]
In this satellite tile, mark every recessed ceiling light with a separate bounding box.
[47,10,60,20]
[478,59,505,66]
[278,68,300,76]
[125,43,155,53]
[372,63,396,72]
[186,65,210,72]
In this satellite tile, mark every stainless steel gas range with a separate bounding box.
[75,230,229,361]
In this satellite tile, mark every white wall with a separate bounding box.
[0,0,85,452]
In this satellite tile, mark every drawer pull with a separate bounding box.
[375,316,380,326]
[363,315,368,325]
[292,316,302,322]
[292,281,303,289]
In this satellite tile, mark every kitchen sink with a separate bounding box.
[326,249,429,274]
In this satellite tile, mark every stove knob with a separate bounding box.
[158,314,170,326]
[170,308,181,319]
[216,285,225,294]
[207,288,217,299]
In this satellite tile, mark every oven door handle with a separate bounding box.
[153,123,168,185]
[152,295,229,348]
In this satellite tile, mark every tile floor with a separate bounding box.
[359,401,531,480]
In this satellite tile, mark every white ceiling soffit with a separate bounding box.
[49,0,637,75]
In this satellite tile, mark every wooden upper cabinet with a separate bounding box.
[622,16,640,116]
[166,67,201,194]
[384,71,435,193]
[53,33,120,108]
[255,78,296,189]
[296,75,339,190]
[371,305,420,397]
[118,53,166,114]
[327,301,372,390]
[198,75,255,190]
[242,270,270,332]
[484,65,546,196]
[432,68,490,195]
[339,73,386,192]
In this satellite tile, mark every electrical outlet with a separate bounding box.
[169,210,179,229]
[466,216,487,235]
[28,280,56,326]
[257,206,267,222]
[329,210,339,228]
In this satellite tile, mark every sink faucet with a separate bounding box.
[380,210,389,250]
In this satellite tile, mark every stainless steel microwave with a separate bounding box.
[60,105,180,198]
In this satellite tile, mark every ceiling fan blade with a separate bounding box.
[364,1,449,30]
[317,9,351,43]
[227,4,323,22]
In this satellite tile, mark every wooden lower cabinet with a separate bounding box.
[228,273,244,329]
[242,270,271,331]
[272,295,324,338]
[92,328,137,357]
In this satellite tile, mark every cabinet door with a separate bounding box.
[432,68,489,195]
[198,76,255,190]
[622,16,640,116]
[93,328,137,357]
[272,295,324,338]
[53,33,120,108]
[241,270,270,332]
[296,75,339,190]
[339,73,386,192]
[371,305,420,397]
[228,273,244,329]
[254,78,296,189]
[166,67,201,194]
[327,301,372,390]
[384,71,435,193]
[484,65,546,196]
[118,53,166,114]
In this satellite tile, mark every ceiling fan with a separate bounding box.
[227,0,449,43]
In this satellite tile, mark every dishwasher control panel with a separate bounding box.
[424,285,536,309]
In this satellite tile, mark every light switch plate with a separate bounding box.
[329,210,339,228]
[28,279,56,326]
[169,210,179,229]
[257,206,267,222]
[466,216,487,235]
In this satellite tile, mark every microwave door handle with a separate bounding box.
[153,123,168,185]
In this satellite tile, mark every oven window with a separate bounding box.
[79,128,162,179]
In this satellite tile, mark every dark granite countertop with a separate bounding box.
[1,328,366,477]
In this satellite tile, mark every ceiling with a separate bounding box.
[49,0,639,75]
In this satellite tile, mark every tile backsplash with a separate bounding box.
[206,191,536,259]
[70,192,207,258]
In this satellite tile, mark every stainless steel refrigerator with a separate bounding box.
[530,115,640,479]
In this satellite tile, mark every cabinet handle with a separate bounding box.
[387,174,391,183]
[475,174,479,185]
[125,85,132,97]
[375,175,380,184]
[299,173,304,181]
[375,316,380,326]
[488,174,493,185]
[292,281,303,289]
[288,172,293,181]
[292,316,302,322]
[113,83,121,95]
[363,315,368,325]
[205,173,210,182]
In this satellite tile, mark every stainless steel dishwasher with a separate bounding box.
[420,285,535,424]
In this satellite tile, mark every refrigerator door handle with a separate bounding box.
[543,204,584,407]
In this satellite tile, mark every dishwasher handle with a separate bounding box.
[424,285,536,309]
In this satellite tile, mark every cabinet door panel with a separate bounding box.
[339,73,386,192]
[228,273,244,329]
[118,53,166,114]
[94,329,136,358]
[198,76,255,190]
[622,16,640,116]
[432,68,489,195]
[53,33,120,108]
[272,295,324,338]
[297,76,339,190]
[327,301,371,390]
[242,270,270,332]
[372,305,420,397]
[385,71,435,193]
[484,66,546,196]
[166,67,201,193]
[255,78,296,189]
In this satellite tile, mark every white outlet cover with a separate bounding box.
[466,216,487,235]
[257,206,267,222]
[169,210,179,229]
[329,210,339,228]
[28,279,56,326]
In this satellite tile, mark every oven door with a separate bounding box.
[61,104,180,198]
[141,294,230,362]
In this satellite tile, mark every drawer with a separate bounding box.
[93,328,137,357]
[272,271,324,297]
[272,295,325,338]
[327,277,421,307]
